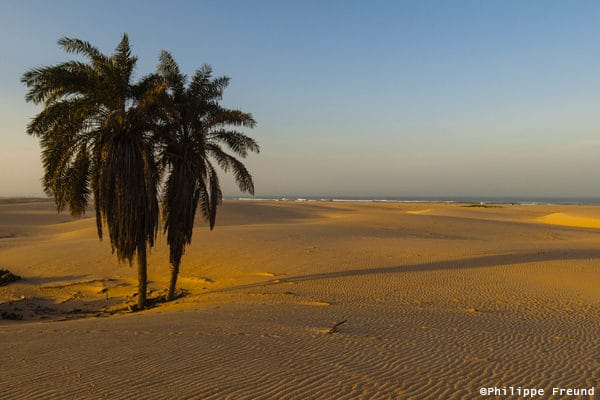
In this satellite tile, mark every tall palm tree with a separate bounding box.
[157,51,259,300]
[22,35,164,309]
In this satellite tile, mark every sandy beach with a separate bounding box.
[1,199,599,399]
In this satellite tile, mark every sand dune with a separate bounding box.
[1,200,599,399]
[537,212,600,229]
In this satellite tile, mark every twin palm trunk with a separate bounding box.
[137,244,148,308]
[168,261,180,301]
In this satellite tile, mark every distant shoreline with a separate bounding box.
[0,197,53,205]
[232,196,600,206]
[3,196,600,206]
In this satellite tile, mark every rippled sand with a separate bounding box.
[1,199,599,399]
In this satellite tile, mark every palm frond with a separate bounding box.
[157,51,187,104]
[98,136,158,263]
[27,96,99,137]
[208,129,260,157]
[57,37,106,65]
[206,144,254,194]
[189,65,231,101]
[22,61,96,105]
[206,109,256,128]
[206,162,222,229]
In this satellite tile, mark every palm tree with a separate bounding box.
[22,35,164,309]
[157,51,259,300]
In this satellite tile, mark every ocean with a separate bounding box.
[231,196,600,205]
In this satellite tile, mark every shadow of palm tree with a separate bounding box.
[22,275,91,286]
[210,248,600,294]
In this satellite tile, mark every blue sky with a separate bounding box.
[1,1,600,198]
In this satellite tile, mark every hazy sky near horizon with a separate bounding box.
[1,0,600,198]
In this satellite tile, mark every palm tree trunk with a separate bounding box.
[137,245,147,309]
[167,261,180,301]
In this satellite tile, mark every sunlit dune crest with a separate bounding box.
[406,208,433,214]
[536,212,600,229]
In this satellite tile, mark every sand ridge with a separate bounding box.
[536,212,600,229]
[1,199,600,399]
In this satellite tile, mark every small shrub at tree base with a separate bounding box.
[0,269,21,286]
[1,311,23,320]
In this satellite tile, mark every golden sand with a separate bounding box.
[537,211,600,229]
[1,199,599,399]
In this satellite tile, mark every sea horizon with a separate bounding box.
[232,195,600,206]
[4,194,600,206]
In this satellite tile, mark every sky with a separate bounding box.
[1,0,600,199]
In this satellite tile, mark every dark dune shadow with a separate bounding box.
[21,275,91,286]
[209,249,600,294]
[208,201,356,227]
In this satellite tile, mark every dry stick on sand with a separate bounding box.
[327,319,347,334]
[98,287,109,302]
